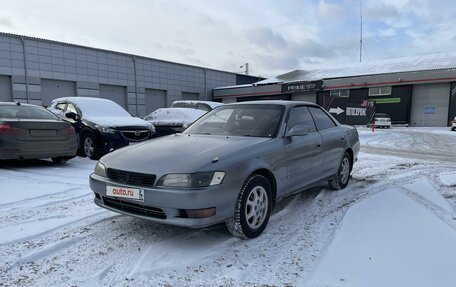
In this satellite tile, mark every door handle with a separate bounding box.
[341,137,345,140]
[317,144,321,148]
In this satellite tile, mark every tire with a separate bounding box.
[81,133,100,160]
[226,175,273,239]
[328,152,352,190]
[452,127,456,131]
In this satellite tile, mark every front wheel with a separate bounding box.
[81,133,100,160]
[226,175,272,239]
[328,152,352,190]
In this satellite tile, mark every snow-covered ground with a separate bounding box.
[1,127,455,286]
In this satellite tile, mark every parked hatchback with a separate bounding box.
[49,97,155,159]
[91,101,360,239]
[0,102,77,163]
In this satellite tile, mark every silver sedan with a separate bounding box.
[90,101,360,239]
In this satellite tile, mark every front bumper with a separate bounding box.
[90,173,238,228]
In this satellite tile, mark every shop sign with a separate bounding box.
[282,81,323,93]
[424,106,435,114]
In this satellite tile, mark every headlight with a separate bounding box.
[94,162,107,177]
[96,125,116,134]
[157,171,225,188]
[149,124,156,133]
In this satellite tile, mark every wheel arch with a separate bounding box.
[345,148,354,171]
[250,168,277,203]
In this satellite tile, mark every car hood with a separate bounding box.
[100,134,271,175]
[85,116,152,128]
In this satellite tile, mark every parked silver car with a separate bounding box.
[0,102,77,163]
[90,101,360,239]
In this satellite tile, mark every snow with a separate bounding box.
[144,107,206,126]
[171,100,223,109]
[439,171,456,187]
[310,188,456,287]
[1,127,455,286]
[51,97,131,117]
[84,116,152,128]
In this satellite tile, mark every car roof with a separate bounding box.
[51,97,116,105]
[172,100,223,108]
[225,100,319,107]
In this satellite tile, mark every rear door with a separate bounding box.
[308,106,345,177]
[284,106,323,193]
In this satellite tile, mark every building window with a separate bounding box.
[330,89,349,97]
[369,86,392,96]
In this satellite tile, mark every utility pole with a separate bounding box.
[360,0,363,63]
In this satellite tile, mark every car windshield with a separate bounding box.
[0,105,59,120]
[184,104,284,137]
[375,113,389,118]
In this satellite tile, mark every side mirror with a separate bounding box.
[65,112,81,121]
[289,125,312,137]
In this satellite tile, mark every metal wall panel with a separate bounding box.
[291,93,316,103]
[0,75,12,102]
[449,82,456,124]
[41,79,76,106]
[99,84,127,108]
[410,83,450,127]
[145,88,166,114]
[182,92,199,101]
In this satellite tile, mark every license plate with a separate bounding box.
[106,185,144,201]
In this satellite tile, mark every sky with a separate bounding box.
[0,0,455,78]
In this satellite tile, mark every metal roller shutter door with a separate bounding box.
[99,84,127,108]
[410,83,450,127]
[41,79,76,106]
[145,89,166,114]
[0,76,12,102]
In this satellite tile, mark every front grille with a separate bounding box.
[107,168,156,187]
[102,196,166,219]
[120,129,150,141]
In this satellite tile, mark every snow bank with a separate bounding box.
[439,171,456,187]
[310,189,456,287]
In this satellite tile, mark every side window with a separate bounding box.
[66,103,78,114]
[287,106,317,133]
[55,103,67,111]
[308,107,337,131]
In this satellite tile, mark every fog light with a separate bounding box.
[185,208,216,218]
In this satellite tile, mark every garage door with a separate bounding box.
[182,92,199,101]
[145,89,166,114]
[99,84,127,108]
[0,75,12,102]
[410,83,450,127]
[41,79,76,106]
[291,93,316,103]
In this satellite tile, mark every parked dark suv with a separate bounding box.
[48,97,155,159]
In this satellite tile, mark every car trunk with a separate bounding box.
[6,119,72,141]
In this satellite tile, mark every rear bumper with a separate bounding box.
[0,138,77,160]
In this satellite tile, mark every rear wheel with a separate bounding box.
[226,175,272,239]
[328,152,351,190]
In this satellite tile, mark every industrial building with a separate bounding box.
[0,32,260,117]
[214,53,456,127]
